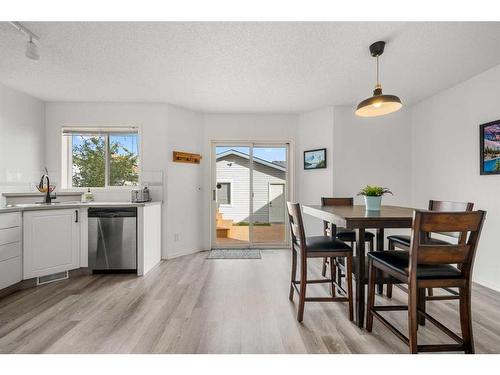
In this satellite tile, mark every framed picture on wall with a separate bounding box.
[304,148,327,170]
[480,119,500,175]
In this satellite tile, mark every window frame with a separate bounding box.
[62,127,142,190]
[217,181,233,206]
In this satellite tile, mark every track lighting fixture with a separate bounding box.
[9,22,40,61]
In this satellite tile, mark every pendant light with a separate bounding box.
[355,41,402,117]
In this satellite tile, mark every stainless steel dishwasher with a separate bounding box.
[88,207,137,273]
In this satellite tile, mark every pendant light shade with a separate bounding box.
[355,41,402,117]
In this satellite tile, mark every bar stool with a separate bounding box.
[286,202,354,322]
[366,209,486,353]
[386,200,474,299]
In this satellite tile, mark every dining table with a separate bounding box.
[301,204,415,328]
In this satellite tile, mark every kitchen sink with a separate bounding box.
[6,202,63,208]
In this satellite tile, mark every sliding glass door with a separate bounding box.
[213,145,251,247]
[212,142,289,248]
[251,145,288,245]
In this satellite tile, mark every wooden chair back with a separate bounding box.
[286,202,306,251]
[409,210,486,279]
[428,200,474,241]
[321,197,353,234]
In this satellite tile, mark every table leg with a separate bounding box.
[355,228,366,328]
[376,228,384,295]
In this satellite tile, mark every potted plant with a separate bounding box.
[357,185,393,211]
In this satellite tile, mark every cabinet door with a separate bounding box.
[23,209,80,279]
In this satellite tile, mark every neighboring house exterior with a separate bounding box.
[216,150,286,223]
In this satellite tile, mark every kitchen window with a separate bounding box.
[62,127,140,188]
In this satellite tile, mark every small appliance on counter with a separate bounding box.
[131,186,152,203]
[83,188,94,202]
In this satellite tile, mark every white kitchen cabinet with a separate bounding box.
[0,212,22,289]
[137,203,162,276]
[23,208,81,279]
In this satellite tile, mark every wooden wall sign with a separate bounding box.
[173,151,202,164]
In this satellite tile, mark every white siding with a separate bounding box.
[216,154,286,223]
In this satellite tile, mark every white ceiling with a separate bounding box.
[1,22,500,113]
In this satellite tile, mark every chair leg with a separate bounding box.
[289,249,297,301]
[373,236,384,295]
[386,240,395,299]
[417,288,426,326]
[459,284,475,354]
[321,257,328,277]
[427,288,434,297]
[366,258,376,331]
[330,257,336,297]
[408,283,419,354]
[345,255,353,322]
[387,284,393,298]
[297,259,307,322]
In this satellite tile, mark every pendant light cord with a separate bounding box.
[376,56,380,86]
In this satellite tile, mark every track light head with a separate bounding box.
[9,22,41,61]
[25,37,40,61]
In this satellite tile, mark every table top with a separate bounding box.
[302,204,415,229]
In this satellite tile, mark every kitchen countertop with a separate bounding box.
[1,192,85,197]
[0,201,162,213]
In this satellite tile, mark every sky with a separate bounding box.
[216,146,286,162]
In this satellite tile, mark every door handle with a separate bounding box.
[212,189,216,201]
[75,210,79,223]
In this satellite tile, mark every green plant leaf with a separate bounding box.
[357,185,393,197]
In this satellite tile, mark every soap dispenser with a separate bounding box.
[84,188,94,202]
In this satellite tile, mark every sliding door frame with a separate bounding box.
[210,140,293,249]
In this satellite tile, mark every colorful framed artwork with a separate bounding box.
[304,148,327,170]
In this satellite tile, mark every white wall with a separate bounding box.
[296,107,334,235]
[0,83,45,200]
[294,106,412,237]
[333,106,412,206]
[411,63,500,291]
[44,102,205,260]
[165,105,204,258]
[45,102,172,258]
[201,113,298,248]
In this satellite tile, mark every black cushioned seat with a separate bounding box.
[387,234,450,248]
[367,250,462,279]
[305,236,352,252]
[336,229,374,242]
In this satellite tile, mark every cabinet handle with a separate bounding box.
[75,210,79,223]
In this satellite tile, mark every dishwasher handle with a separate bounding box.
[88,207,137,218]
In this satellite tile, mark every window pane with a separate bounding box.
[217,182,231,204]
[72,135,105,187]
[109,134,139,186]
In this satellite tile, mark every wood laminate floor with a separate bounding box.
[0,250,499,354]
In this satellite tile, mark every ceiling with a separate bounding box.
[1,22,500,113]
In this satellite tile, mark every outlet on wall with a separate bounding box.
[174,233,180,241]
